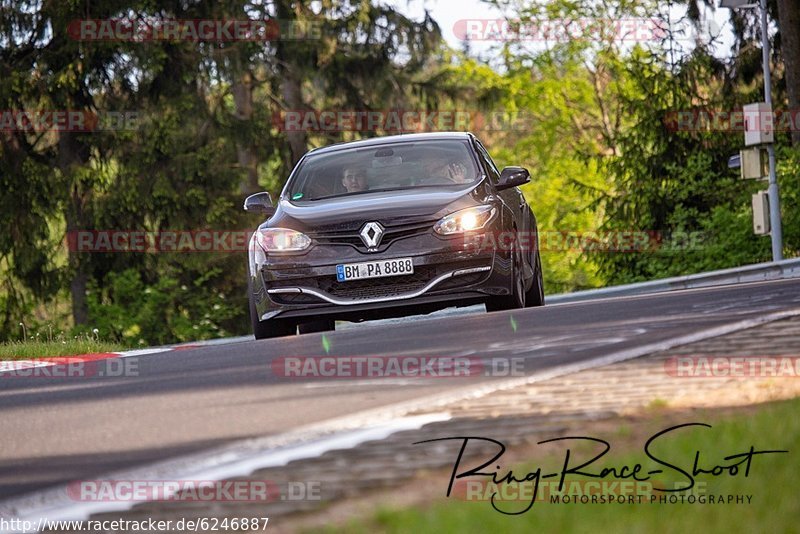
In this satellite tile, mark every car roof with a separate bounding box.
[306,132,476,156]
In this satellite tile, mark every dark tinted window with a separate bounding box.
[285,140,480,201]
[474,140,501,184]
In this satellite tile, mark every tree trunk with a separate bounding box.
[232,69,261,194]
[776,0,800,145]
[65,190,89,327]
[281,74,308,166]
[276,0,308,167]
[69,261,89,326]
[59,132,91,327]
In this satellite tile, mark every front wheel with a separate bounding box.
[486,242,525,312]
[525,250,545,307]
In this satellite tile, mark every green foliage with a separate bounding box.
[1,0,442,345]
[777,146,800,254]
[598,47,798,284]
[86,267,242,345]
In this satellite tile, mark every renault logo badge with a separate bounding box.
[359,222,384,250]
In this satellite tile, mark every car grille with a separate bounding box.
[269,292,325,305]
[266,260,489,304]
[309,220,435,252]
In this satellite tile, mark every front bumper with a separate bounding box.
[251,229,513,322]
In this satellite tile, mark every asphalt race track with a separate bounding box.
[2,277,799,500]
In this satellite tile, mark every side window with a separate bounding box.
[475,141,501,184]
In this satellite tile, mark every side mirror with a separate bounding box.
[244,192,275,216]
[496,167,531,191]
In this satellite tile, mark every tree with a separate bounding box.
[0,0,448,342]
[776,0,800,145]
[0,0,142,331]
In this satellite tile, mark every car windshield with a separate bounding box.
[285,140,480,202]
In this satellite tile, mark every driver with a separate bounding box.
[341,167,368,192]
[419,154,471,184]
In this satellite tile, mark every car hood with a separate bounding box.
[272,185,484,230]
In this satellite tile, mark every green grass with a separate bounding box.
[323,398,800,534]
[0,339,125,360]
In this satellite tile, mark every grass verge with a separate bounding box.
[0,339,125,360]
[323,397,799,533]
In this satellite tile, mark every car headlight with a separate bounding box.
[433,205,496,235]
[256,228,311,252]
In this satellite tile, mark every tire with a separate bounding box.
[525,249,545,307]
[486,240,525,312]
[298,319,335,334]
[248,278,296,339]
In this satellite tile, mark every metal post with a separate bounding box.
[760,0,783,261]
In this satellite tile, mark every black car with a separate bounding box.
[244,132,544,339]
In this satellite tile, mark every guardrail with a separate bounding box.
[547,257,800,304]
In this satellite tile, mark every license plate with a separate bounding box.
[336,257,414,282]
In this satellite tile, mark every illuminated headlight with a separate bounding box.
[433,205,496,235]
[256,228,311,253]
